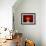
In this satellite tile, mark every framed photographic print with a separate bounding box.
[21,13,36,25]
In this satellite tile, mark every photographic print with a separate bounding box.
[21,13,36,25]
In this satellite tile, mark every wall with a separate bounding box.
[41,0,46,46]
[0,0,16,30]
[13,0,41,46]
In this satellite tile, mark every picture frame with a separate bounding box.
[21,13,36,25]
